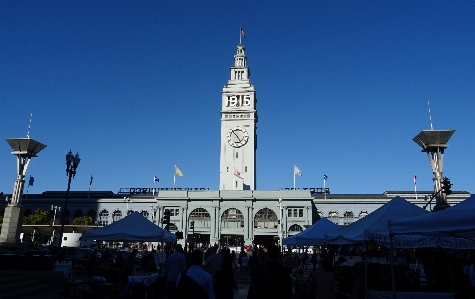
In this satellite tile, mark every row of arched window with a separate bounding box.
[318,210,369,219]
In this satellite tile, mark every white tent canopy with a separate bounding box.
[324,197,430,246]
[82,212,176,242]
[282,218,339,246]
[389,195,475,248]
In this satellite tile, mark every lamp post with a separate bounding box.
[51,205,61,224]
[58,150,80,248]
[150,205,158,224]
[277,198,282,248]
[124,197,132,214]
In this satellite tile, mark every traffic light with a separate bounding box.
[190,221,195,230]
[163,210,170,225]
[441,177,453,195]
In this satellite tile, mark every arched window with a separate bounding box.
[254,208,278,229]
[288,224,303,232]
[141,210,149,218]
[359,210,369,219]
[189,208,211,229]
[87,209,96,222]
[221,208,244,229]
[112,210,122,222]
[328,211,339,223]
[99,209,109,226]
[343,211,354,225]
[74,209,83,218]
[167,223,178,232]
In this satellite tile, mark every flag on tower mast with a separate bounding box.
[240,26,246,44]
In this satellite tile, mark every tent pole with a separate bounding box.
[365,242,368,299]
[390,234,396,299]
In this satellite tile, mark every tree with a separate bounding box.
[23,208,49,225]
[72,216,94,225]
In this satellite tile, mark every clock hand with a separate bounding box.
[232,131,242,142]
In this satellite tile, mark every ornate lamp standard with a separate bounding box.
[57,150,80,247]
[51,205,61,224]
[124,197,133,214]
[150,205,158,224]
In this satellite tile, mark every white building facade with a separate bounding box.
[3,43,472,247]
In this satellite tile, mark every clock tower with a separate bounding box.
[219,43,257,190]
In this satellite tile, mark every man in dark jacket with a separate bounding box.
[247,244,292,299]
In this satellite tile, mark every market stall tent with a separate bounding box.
[324,196,429,245]
[389,194,475,240]
[282,218,339,246]
[81,212,176,242]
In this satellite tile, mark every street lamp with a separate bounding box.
[124,197,133,214]
[150,205,158,223]
[51,205,61,224]
[58,150,80,247]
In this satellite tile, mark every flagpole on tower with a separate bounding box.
[173,166,176,189]
[240,25,242,44]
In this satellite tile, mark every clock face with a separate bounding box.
[227,126,249,148]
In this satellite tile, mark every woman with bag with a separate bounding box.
[308,258,336,299]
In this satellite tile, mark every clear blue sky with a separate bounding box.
[1,1,474,195]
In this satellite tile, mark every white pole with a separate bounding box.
[414,175,417,200]
[173,174,176,189]
[293,173,296,190]
[415,183,417,200]
[278,198,282,247]
[324,177,327,200]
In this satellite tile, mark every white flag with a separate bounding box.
[294,164,302,176]
[175,165,184,177]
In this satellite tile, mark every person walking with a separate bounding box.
[166,244,187,299]
[309,258,336,299]
[238,248,247,274]
[176,249,215,299]
[87,249,98,277]
[311,252,319,272]
[214,259,235,299]
[204,247,223,280]
[248,250,259,283]
[247,244,292,299]
[240,253,249,278]
[125,249,138,276]
[300,250,308,269]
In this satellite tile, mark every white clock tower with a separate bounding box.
[219,43,257,190]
